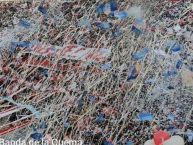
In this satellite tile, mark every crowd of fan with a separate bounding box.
[0,0,193,145]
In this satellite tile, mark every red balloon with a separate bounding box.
[153,130,170,145]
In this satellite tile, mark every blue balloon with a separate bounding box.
[127,65,138,81]
[78,16,92,30]
[114,11,128,20]
[89,96,96,104]
[38,6,48,16]
[112,27,122,37]
[39,122,48,129]
[102,140,114,145]
[167,124,176,131]
[31,125,37,132]
[42,69,49,77]
[176,60,183,69]
[112,74,117,80]
[131,26,142,36]
[171,44,181,52]
[19,19,31,28]
[10,41,31,52]
[64,122,70,128]
[135,18,144,24]
[96,1,117,14]
[190,67,193,72]
[167,41,182,52]
[163,70,177,77]
[96,4,105,14]
[101,63,112,70]
[30,133,43,141]
[109,1,118,11]
[77,99,83,108]
[167,86,174,89]
[132,48,149,60]
[138,112,154,121]
[167,114,175,121]
[96,113,105,122]
[96,22,113,30]
[84,131,93,137]
[126,140,134,145]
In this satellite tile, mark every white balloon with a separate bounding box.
[163,136,184,145]
[144,140,155,145]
